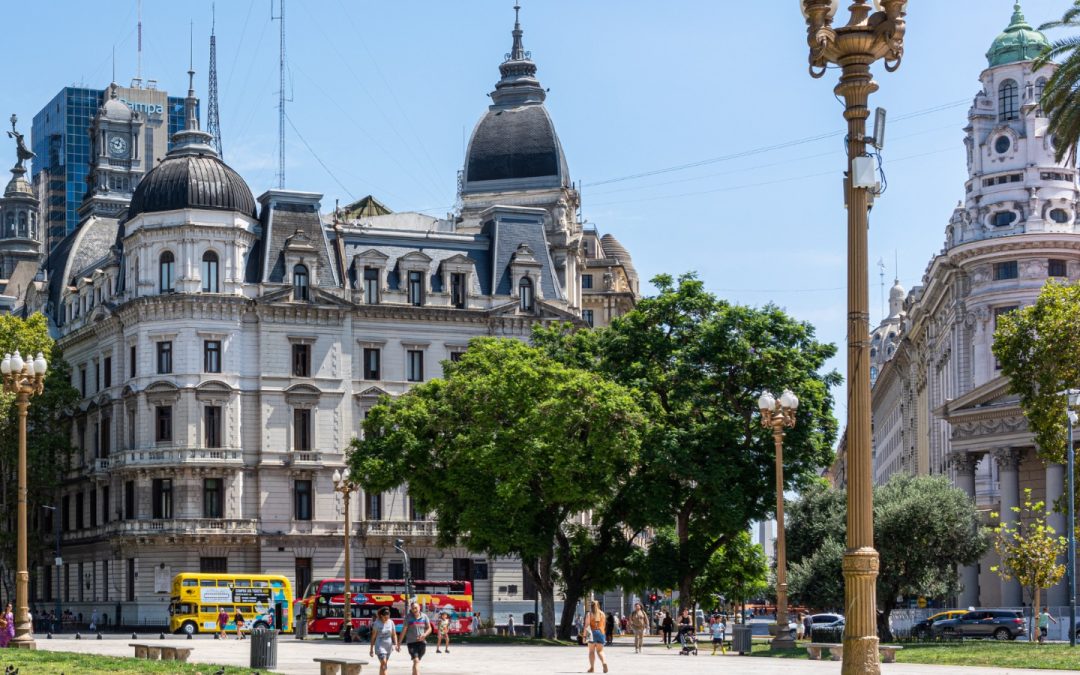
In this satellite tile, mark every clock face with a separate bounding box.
[109,135,128,157]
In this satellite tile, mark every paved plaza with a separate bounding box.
[31,635,1080,675]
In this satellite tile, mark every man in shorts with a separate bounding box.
[1038,609,1058,643]
[404,602,432,675]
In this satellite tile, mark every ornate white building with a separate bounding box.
[870,3,1078,609]
[16,8,637,627]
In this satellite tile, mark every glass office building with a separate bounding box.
[32,86,193,249]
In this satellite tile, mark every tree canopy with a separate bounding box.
[786,475,988,640]
[348,337,643,638]
[1036,3,1080,164]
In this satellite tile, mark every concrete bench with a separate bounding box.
[129,643,192,662]
[879,644,904,663]
[314,657,369,675]
[806,643,841,661]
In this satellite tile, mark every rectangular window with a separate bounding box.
[294,480,312,520]
[293,408,312,451]
[1049,259,1068,277]
[582,309,594,327]
[75,492,84,531]
[200,557,228,573]
[365,492,382,521]
[103,486,110,524]
[205,406,222,448]
[452,558,473,582]
[62,494,70,531]
[387,561,404,580]
[203,478,223,518]
[103,356,112,388]
[449,351,464,363]
[89,488,97,528]
[292,344,311,377]
[407,350,424,382]
[365,557,381,580]
[409,557,426,581]
[450,272,466,309]
[155,406,173,442]
[204,340,222,373]
[408,270,424,306]
[363,348,381,380]
[582,274,593,289]
[124,480,135,520]
[65,565,71,602]
[152,478,173,519]
[95,361,100,392]
[295,558,312,599]
[102,559,109,601]
[128,412,135,448]
[80,366,86,397]
[156,341,172,374]
[522,564,537,601]
[129,345,136,378]
[409,493,425,521]
[99,416,111,457]
[364,267,380,304]
[994,261,1018,280]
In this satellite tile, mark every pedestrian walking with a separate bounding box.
[661,611,674,648]
[710,616,727,655]
[217,608,228,639]
[1038,609,1058,643]
[436,612,451,653]
[803,613,813,641]
[0,603,13,648]
[89,608,98,633]
[585,600,609,673]
[233,609,246,639]
[605,611,615,644]
[404,601,432,675]
[629,602,648,653]
[368,607,400,675]
[506,613,515,636]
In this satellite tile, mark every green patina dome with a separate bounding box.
[987,2,1050,67]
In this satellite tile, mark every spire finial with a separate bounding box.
[509,2,526,62]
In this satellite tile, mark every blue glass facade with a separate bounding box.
[32,88,196,247]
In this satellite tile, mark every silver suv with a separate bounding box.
[931,610,1025,641]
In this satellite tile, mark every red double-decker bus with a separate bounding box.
[299,578,474,637]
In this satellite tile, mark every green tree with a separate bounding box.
[0,313,79,595]
[994,282,1080,464]
[991,489,1067,643]
[348,338,643,638]
[536,273,840,612]
[785,475,989,640]
[1036,2,1080,163]
[693,530,768,617]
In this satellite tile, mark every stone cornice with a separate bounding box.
[948,233,1080,266]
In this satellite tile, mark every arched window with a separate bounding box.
[293,264,310,301]
[30,213,37,240]
[1049,208,1071,224]
[17,212,27,238]
[159,251,175,293]
[201,251,219,293]
[1036,77,1048,115]
[519,276,534,312]
[992,211,1018,227]
[4,213,12,237]
[999,80,1019,122]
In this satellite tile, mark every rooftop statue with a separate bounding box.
[7,114,35,172]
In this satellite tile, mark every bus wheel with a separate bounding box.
[181,621,197,636]
[253,621,269,632]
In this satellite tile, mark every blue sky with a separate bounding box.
[3,1,1069,417]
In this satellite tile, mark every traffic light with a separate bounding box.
[648,593,658,604]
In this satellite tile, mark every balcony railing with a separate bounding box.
[60,518,259,542]
[109,447,243,468]
[359,520,436,537]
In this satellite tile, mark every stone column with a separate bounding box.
[1045,462,1068,608]
[994,448,1024,607]
[951,452,981,609]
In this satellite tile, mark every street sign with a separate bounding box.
[917,597,927,609]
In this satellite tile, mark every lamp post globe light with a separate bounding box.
[758,389,799,650]
[1,350,48,649]
[799,1,907,671]
[332,468,359,641]
[394,538,414,604]
[1061,390,1079,648]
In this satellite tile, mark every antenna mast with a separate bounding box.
[136,0,143,84]
[877,258,886,321]
[271,0,286,189]
[207,4,223,157]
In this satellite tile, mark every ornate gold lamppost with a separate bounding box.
[799,2,907,672]
[758,389,798,650]
[1,350,48,649]
[331,468,359,641]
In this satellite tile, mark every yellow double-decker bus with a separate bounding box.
[168,573,294,635]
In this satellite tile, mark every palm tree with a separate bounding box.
[1037,1,1080,163]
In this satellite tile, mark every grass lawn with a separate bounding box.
[748,639,1080,670]
[0,650,251,674]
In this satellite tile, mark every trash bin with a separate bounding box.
[732,624,753,655]
[250,626,278,669]
[295,614,308,640]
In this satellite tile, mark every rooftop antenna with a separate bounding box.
[207,4,223,157]
[136,0,143,84]
[877,257,886,322]
[271,0,287,189]
[112,46,116,83]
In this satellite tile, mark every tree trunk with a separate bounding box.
[535,553,557,639]
[557,575,587,641]
[1033,586,1041,644]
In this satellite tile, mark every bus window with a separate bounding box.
[203,605,217,614]
[270,580,283,588]
[218,580,231,587]
[253,580,268,588]
[239,605,254,613]
[182,579,198,587]
[218,605,234,614]
[173,603,194,615]
[200,580,216,587]
[236,579,251,587]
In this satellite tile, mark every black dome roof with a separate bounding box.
[465,106,565,184]
[129,154,257,220]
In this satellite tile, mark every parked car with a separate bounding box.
[807,613,845,629]
[931,609,1025,641]
[911,610,968,639]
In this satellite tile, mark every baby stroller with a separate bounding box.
[677,625,698,655]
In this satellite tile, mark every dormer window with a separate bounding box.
[202,251,219,293]
[1049,208,1071,224]
[363,267,380,304]
[159,251,175,293]
[450,273,467,309]
[992,211,1017,227]
[293,264,310,301]
[519,277,534,312]
[407,270,424,306]
[999,80,1019,122]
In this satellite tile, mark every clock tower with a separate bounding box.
[80,83,144,220]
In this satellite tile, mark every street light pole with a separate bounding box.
[758,389,799,650]
[332,469,359,641]
[1065,391,1078,647]
[800,3,907,672]
[1,350,48,650]
[394,538,413,605]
